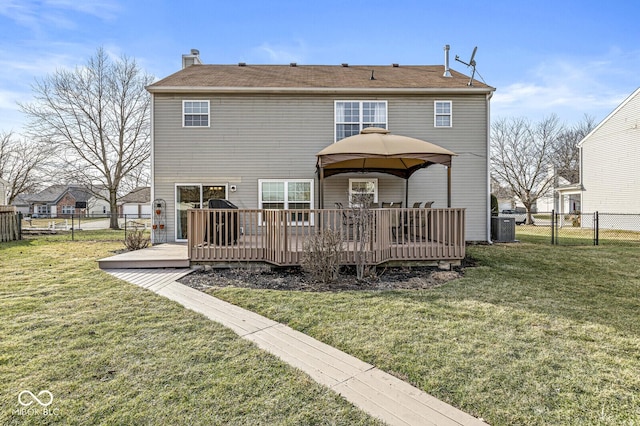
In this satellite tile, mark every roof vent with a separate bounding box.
[392,63,399,67]
[290,62,297,67]
[370,70,376,80]
[238,62,246,67]
[443,44,452,77]
[341,63,349,67]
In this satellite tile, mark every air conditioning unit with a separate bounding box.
[491,217,515,242]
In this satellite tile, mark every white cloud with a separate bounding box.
[250,40,308,64]
[492,51,640,123]
[0,0,120,33]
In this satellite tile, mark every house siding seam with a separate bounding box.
[152,92,490,242]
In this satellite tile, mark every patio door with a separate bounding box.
[176,184,227,241]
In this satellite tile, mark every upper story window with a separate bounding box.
[183,100,209,127]
[434,101,452,127]
[335,101,387,141]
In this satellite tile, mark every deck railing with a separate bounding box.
[188,208,465,266]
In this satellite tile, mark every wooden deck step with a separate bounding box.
[98,243,189,269]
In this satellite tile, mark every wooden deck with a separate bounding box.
[98,243,189,269]
[188,208,465,266]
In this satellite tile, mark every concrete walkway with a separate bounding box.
[105,268,486,426]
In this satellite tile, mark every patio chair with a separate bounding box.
[412,202,422,208]
[424,201,434,208]
[381,202,392,208]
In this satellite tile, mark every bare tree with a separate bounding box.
[0,131,50,204]
[491,115,563,224]
[349,191,374,280]
[20,48,153,229]
[552,114,596,184]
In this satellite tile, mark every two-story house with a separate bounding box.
[147,48,495,254]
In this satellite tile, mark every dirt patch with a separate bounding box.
[179,265,464,293]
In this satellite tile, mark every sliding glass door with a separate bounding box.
[175,184,228,241]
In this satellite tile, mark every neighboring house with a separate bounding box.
[147,48,495,243]
[25,185,109,218]
[11,194,30,215]
[577,87,640,216]
[118,186,151,218]
[0,177,7,205]
[537,169,580,214]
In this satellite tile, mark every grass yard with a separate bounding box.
[0,236,379,425]
[208,241,640,425]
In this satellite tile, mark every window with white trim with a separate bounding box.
[61,205,75,214]
[434,101,452,127]
[36,205,50,216]
[183,100,210,127]
[349,178,378,207]
[335,101,387,141]
[259,179,314,223]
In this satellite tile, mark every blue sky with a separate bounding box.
[1,0,639,133]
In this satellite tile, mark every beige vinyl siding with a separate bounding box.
[153,93,489,241]
[581,90,640,214]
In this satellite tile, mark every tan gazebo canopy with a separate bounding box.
[316,127,456,208]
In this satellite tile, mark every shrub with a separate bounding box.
[491,194,499,216]
[124,229,150,251]
[301,228,344,283]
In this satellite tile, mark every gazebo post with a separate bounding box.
[319,167,324,209]
[447,166,452,208]
[405,179,409,208]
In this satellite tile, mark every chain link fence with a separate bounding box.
[515,211,640,246]
[19,213,151,242]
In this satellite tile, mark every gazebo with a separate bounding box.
[315,127,456,208]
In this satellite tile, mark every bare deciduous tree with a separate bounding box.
[491,115,563,224]
[0,131,50,204]
[20,48,154,228]
[552,114,596,184]
[350,191,375,280]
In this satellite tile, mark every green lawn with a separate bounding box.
[208,242,640,425]
[0,237,378,425]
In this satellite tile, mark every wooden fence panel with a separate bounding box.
[0,207,21,242]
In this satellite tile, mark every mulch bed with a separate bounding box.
[179,265,464,292]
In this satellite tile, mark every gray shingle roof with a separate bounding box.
[148,64,494,92]
[120,187,150,204]
[26,185,92,204]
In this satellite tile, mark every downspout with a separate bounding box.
[149,92,155,243]
[579,144,584,212]
[486,90,494,243]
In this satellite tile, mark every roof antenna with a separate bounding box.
[370,70,375,80]
[455,46,478,86]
